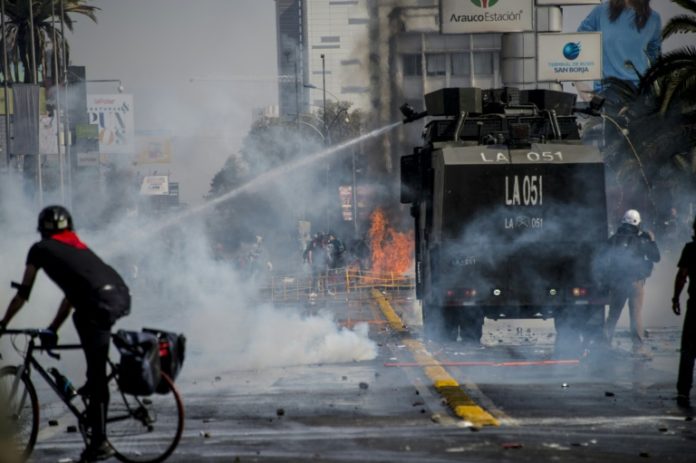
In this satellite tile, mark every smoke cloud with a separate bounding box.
[0,127,397,381]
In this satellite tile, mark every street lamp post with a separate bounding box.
[321,54,327,144]
[1,0,10,170]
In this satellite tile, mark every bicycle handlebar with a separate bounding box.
[0,328,82,360]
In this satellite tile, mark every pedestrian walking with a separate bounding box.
[604,209,660,357]
[672,216,696,408]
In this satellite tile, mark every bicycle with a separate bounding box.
[0,328,184,463]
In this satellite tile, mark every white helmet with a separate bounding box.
[622,209,641,226]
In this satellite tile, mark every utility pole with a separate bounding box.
[321,54,327,141]
[60,0,72,209]
[51,0,65,203]
[1,0,10,170]
[321,53,329,232]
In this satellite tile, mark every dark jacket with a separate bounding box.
[606,224,661,283]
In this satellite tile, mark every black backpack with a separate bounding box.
[113,330,161,396]
[143,328,186,394]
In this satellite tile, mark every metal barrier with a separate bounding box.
[259,267,415,303]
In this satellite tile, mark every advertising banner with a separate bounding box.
[0,88,14,115]
[537,32,601,81]
[75,123,99,141]
[77,151,100,167]
[140,175,170,195]
[87,94,135,155]
[339,185,353,221]
[39,114,58,155]
[136,134,172,164]
[536,1,600,5]
[441,0,534,34]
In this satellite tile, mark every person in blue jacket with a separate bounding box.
[578,0,661,93]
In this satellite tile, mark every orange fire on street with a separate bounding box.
[368,208,414,276]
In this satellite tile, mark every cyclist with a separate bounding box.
[0,205,130,462]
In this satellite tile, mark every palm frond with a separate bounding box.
[662,15,696,38]
[639,46,696,90]
[670,0,696,15]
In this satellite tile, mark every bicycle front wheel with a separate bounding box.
[0,365,40,462]
[107,373,184,463]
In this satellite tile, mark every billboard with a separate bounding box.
[441,0,534,34]
[536,1,600,5]
[136,133,172,164]
[537,32,601,81]
[140,175,170,195]
[87,94,135,155]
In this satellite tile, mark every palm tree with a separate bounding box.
[595,0,696,225]
[639,0,696,113]
[0,0,99,84]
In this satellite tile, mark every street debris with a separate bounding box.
[561,383,569,388]
[200,431,211,438]
[542,443,570,451]
[359,382,369,390]
[502,442,523,449]
[276,408,285,416]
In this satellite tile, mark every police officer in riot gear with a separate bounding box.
[672,216,696,408]
[0,205,130,462]
[604,209,660,356]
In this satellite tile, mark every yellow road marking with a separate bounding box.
[371,289,500,427]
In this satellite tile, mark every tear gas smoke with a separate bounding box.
[123,121,401,251]
[0,122,404,380]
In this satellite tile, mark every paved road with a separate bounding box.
[26,291,696,462]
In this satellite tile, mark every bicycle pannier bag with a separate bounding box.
[143,328,186,393]
[113,330,161,396]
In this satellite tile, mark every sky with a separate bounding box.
[66,0,693,205]
[68,0,278,205]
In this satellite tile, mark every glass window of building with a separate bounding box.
[426,54,446,76]
[451,53,470,77]
[473,53,494,75]
[402,54,422,77]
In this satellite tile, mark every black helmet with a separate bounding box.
[37,205,73,236]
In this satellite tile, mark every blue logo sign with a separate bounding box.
[562,42,581,60]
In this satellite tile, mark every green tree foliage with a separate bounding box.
[0,0,99,83]
[206,102,365,255]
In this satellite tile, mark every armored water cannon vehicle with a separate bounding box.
[400,87,608,346]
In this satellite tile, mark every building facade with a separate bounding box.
[275,0,372,118]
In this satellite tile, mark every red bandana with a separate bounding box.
[51,230,88,250]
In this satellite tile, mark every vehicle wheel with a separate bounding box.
[422,303,447,341]
[554,308,594,357]
[457,310,483,345]
[108,373,184,463]
[579,305,606,351]
[0,365,40,462]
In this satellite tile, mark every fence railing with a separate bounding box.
[258,267,415,302]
